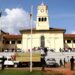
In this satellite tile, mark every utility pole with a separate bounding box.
[30,6,33,72]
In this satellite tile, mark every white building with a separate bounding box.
[20,3,65,52]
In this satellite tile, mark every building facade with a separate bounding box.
[64,34,75,50]
[20,3,65,52]
[0,31,22,52]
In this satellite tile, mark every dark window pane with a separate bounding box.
[17,40,21,44]
[67,40,71,43]
[73,40,75,43]
[64,40,65,43]
[44,18,47,21]
[12,41,15,44]
[6,41,9,44]
[41,36,45,48]
[42,18,43,21]
[38,18,41,21]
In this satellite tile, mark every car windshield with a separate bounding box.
[8,59,11,61]
[47,58,55,61]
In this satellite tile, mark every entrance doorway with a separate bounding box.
[40,36,45,48]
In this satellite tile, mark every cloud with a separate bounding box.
[0,8,35,34]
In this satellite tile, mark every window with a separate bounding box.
[73,40,75,43]
[42,18,43,21]
[38,18,41,21]
[40,36,45,48]
[67,40,71,43]
[17,40,21,44]
[38,17,47,22]
[44,18,47,21]
[6,41,9,44]
[64,40,65,43]
[11,41,15,44]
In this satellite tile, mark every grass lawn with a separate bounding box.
[0,69,64,75]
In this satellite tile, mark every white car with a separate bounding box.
[4,57,14,66]
[45,58,57,66]
[16,49,25,52]
[4,57,19,67]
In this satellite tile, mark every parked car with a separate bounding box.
[4,57,14,67]
[45,58,57,67]
[16,49,25,52]
[0,56,19,68]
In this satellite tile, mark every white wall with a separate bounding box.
[22,31,64,52]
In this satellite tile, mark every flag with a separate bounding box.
[0,11,2,17]
[0,12,2,17]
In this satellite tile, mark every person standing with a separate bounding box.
[0,56,6,70]
[60,59,63,66]
[41,55,46,71]
[70,56,74,71]
[64,58,66,67]
[44,48,47,56]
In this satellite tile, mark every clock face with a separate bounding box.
[41,9,44,12]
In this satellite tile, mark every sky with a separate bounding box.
[0,0,75,34]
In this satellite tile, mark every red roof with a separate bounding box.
[64,34,75,38]
[3,34,22,39]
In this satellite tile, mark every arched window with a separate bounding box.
[38,18,41,21]
[40,36,45,48]
[42,18,43,21]
[44,17,47,21]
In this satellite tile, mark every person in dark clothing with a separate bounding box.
[59,48,62,52]
[64,58,66,67]
[70,56,74,70]
[0,56,6,70]
[44,48,47,56]
[60,59,63,66]
[41,55,46,71]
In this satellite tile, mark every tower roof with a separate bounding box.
[41,2,45,6]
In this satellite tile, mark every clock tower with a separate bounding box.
[36,2,49,30]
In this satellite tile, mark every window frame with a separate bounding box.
[67,40,71,43]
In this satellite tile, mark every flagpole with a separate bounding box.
[0,10,2,33]
[0,10,2,51]
[30,6,33,72]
